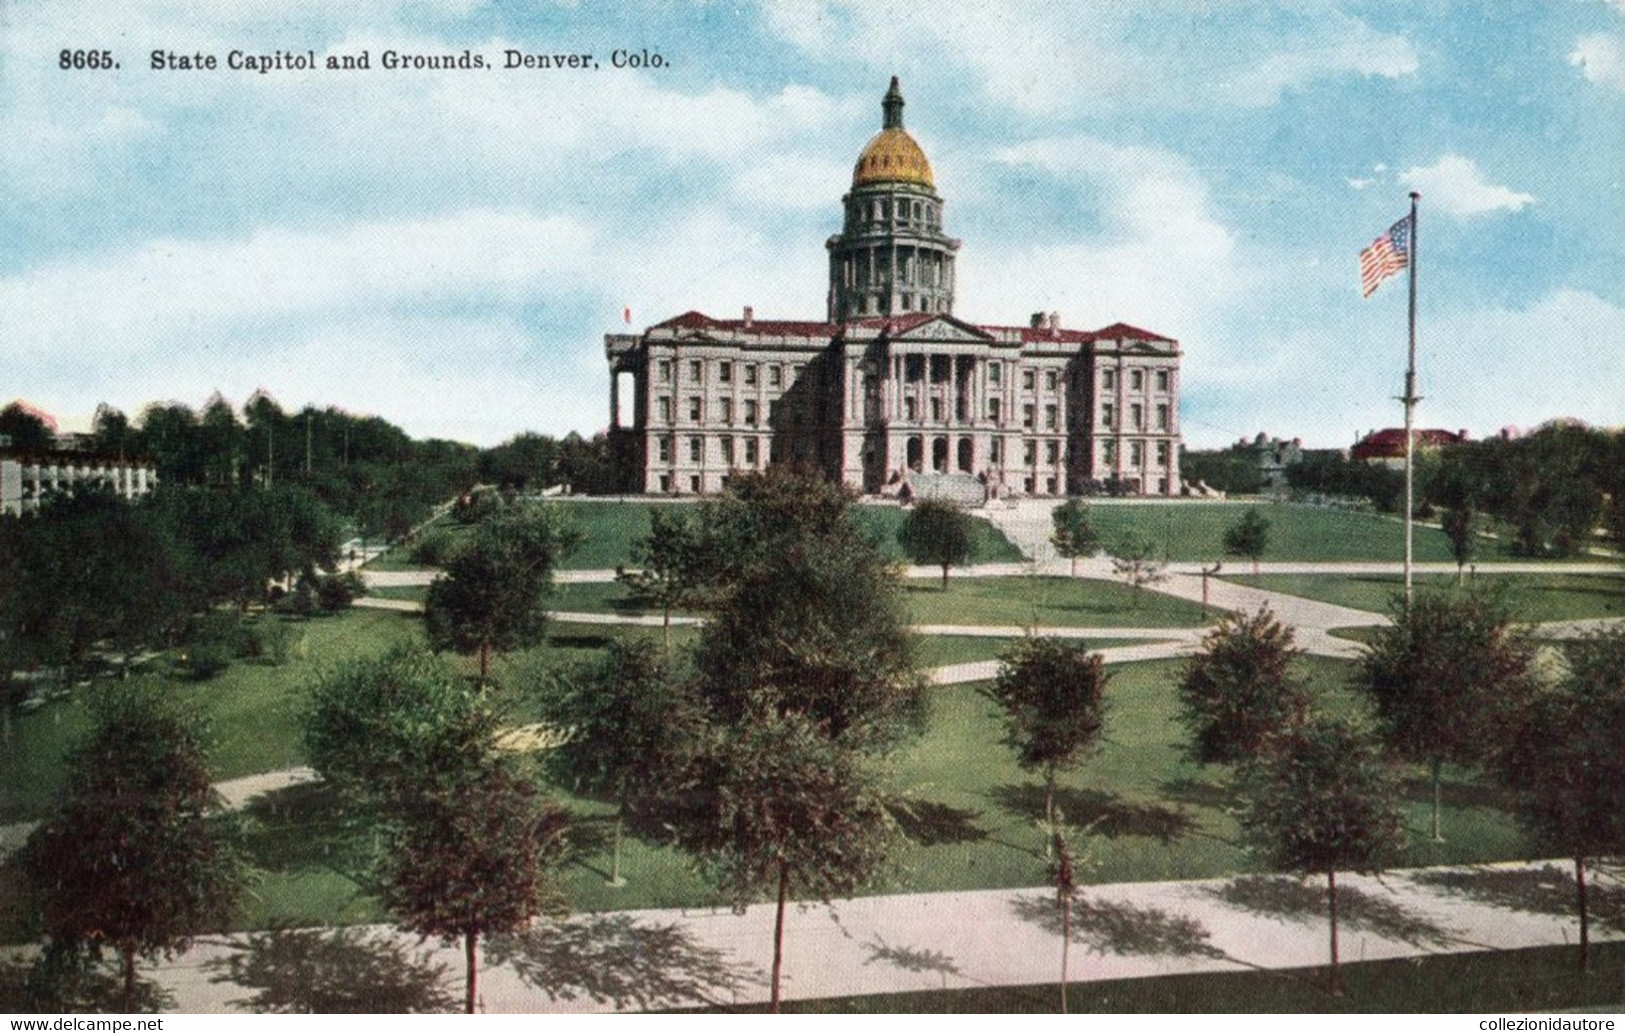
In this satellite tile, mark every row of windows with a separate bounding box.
[1099,403,1173,431]
[656,359,804,388]
[1101,368,1172,393]
[1100,440,1174,468]
[846,195,941,231]
[655,434,763,466]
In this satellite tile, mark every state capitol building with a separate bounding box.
[606,78,1183,500]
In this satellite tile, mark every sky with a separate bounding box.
[3,0,1622,450]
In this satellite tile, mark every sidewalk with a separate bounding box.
[35,860,1620,1013]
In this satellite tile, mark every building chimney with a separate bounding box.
[742,305,753,328]
[1031,312,1046,329]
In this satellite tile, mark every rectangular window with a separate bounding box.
[1156,370,1169,392]
[1103,440,1117,465]
[720,398,733,423]
[931,397,943,422]
[658,473,671,492]
[1156,441,1171,467]
[689,436,703,463]
[1046,441,1059,464]
[1024,441,1037,465]
[657,359,672,382]
[1045,371,1058,391]
[719,361,732,384]
[1131,370,1144,391]
[720,436,734,465]
[1023,370,1035,391]
[1101,403,1115,428]
[1045,405,1058,430]
[769,365,782,387]
[1130,441,1144,467]
[690,475,700,493]
[745,437,759,465]
[688,397,702,421]
[1102,369,1115,390]
[987,398,1001,422]
[657,397,671,422]
[989,362,1002,386]
[991,437,1004,463]
[746,364,758,386]
[905,397,918,421]
[1132,404,1144,430]
[1023,404,1034,428]
[1157,404,1169,430]
[745,399,759,425]
[689,360,702,381]
[658,436,672,463]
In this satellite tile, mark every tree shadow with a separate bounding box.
[0,952,176,1014]
[548,634,617,652]
[1159,776,1237,811]
[989,784,1194,844]
[486,914,763,1011]
[862,934,962,987]
[238,782,377,885]
[205,926,456,1013]
[1412,864,1625,933]
[1009,894,1223,959]
[888,798,988,846]
[1211,875,1459,948]
[1396,775,1508,811]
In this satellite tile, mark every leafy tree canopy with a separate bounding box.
[1178,606,1306,765]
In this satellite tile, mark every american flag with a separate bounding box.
[1359,215,1411,298]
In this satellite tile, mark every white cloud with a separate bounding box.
[759,0,1415,113]
[1571,32,1625,91]
[1398,155,1535,218]
[970,136,1238,336]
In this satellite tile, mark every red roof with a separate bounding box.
[1351,428,1465,460]
[644,311,1174,344]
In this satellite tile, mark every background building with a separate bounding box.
[606,79,1183,499]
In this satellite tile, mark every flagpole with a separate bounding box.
[1402,191,1420,610]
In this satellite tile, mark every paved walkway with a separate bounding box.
[11,859,1616,1013]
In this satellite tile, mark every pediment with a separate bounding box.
[890,315,993,344]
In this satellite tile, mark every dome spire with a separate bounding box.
[882,75,904,130]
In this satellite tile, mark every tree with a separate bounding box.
[671,713,901,1012]
[1493,629,1625,972]
[662,469,927,1011]
[381,761,568,1013]
[897,497,974,587]
[424,503,582,686]
[22,684,242,1012]
[1177,607,1307,765]
[1222,507,1271,575]
[541,639,701,885]
[1108,531,1166,607]
[616,506,713,651]
[1050,498,1101,576]
[1238,717,1404,996]
[1358,590,1537,841]
[1440,506,1477,583]
[984,637,1110,828]
[692,469,926,749]
[0,401,55,452]
[303,646,499,804]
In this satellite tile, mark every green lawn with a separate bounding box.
[1080,502,1458,563]
[904,577,1212,628]
[0,608,421,823]
[770,941,1625,1013]
[1228,571,1625,623]
[539,500,1022,571]
[851,505,1025,564]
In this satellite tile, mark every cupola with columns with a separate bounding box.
[826,77,961,323]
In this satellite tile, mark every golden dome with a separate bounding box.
[852,128,935,189]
